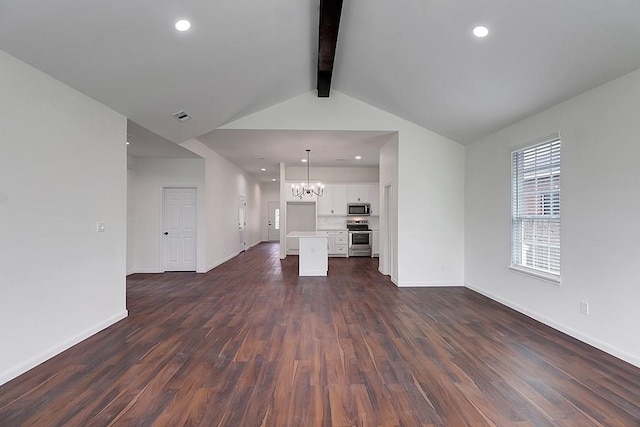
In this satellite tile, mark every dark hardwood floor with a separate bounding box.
[1,243,639,426]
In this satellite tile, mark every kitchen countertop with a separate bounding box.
[287,231,329,238]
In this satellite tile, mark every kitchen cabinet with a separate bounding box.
[372,230,380,257]
[347,184,370,203]
[317,184,347,216]
[368,183,379,215]
[326,230,348,256]
[287,232,328,276]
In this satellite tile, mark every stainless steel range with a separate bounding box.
[346,219,372,257]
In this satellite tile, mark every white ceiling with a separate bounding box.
[198,129,393,182]
[126,120,201,159]
[2,1,640,174]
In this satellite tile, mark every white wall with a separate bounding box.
[127,157,206,274]
[0,50,127,385]
[380,135,399,281]
[181,140,262,270]
[465,69,640,367]
[398,134,465,286]
[222,91,465,287]
[285,166,379,182]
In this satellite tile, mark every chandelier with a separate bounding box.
[292,149,324,198]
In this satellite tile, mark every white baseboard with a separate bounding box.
[397,281,463,287]
[465,282,640,369]
[205,251,242,272]
[0,310,129,387]
[126,268,162,275]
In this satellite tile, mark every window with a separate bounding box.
[274,208,280,230]
[511,137,561,279]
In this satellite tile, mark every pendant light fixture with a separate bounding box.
[292,149,324,198]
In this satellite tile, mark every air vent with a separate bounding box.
[172,110,191,122]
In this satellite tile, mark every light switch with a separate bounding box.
[97,221,106,232]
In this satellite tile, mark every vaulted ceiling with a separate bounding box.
[2,1,640,172]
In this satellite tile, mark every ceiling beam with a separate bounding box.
[317,0,343,97]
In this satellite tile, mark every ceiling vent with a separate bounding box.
[172,110,191,122]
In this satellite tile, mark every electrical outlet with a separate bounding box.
[97,221,106,232]
[580,301,589,315]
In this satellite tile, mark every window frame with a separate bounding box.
[510,135,561,284]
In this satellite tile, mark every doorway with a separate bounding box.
[239,195,247,252]
[267,201,280,242]
[162,187,197,271]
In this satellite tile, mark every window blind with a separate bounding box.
[511,137,561,276]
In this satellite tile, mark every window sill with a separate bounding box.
[508,265,560,285]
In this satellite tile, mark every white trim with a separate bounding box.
[203,242,265,273]
[510,131,561,153]
[126,268,163,275]
[205,251,242,272]
[0,310,129,386]
[396,281,463,288]
[508,265,561,285]
[465,282,640,368]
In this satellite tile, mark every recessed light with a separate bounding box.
[126,141,130,145]
[301,158,307,163]
[473,26,489,38]
[260,168,266,171]
[175,20,191,32]
[355,155,362,160]
[272,178,277,182]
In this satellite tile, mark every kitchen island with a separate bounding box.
[286,231,328,276]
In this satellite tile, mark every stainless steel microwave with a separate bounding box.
[347,203,371,216]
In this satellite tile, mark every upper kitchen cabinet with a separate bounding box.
[347,184,370,203]
[368,183,380,215]
[317,184,347,216]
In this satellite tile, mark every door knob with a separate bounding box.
[163,232,168,235]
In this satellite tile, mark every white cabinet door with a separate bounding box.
[369,183,380,215]
[347,184,370,203]
[372,230,380,256]
[316,185,333,215]
[317,184,347,215]
[332,185,348,215]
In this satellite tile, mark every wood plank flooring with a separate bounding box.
[1,242,639,426]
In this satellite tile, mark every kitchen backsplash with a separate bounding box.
[318,216,380,230]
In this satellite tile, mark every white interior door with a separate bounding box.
[163,187,197,271]
[267,201,280,241]
[239,195,247,252]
